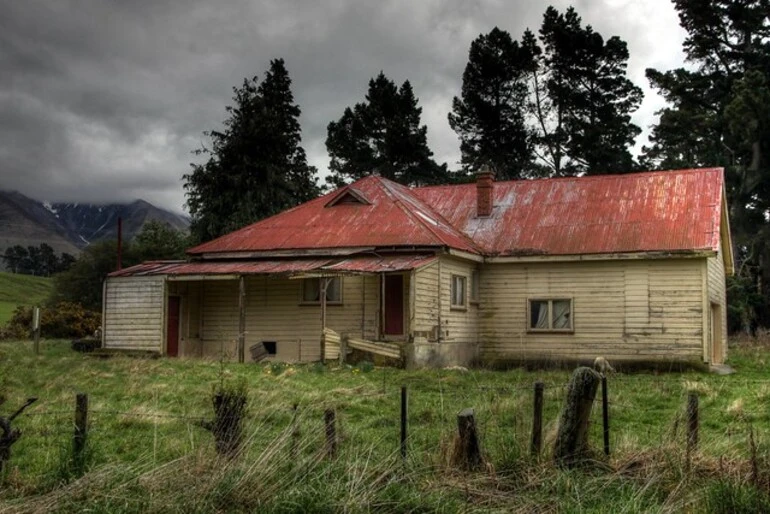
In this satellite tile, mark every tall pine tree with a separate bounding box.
[531,6,643,175]
[448,27,536,179]
[326,72,448,186]
[184,59,319,243]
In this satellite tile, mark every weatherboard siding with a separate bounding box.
[478,259,705,363]
[103,276,164,351]
[171,275,381,362]
[438,256,479,345]
[413,261,440,340]
[707,253,728,362]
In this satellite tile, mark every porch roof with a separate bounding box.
[108,254,437,278]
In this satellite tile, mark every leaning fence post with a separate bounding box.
[400,386,408,460]
[324,408,337,458]
[531,381,544,457]
[73,393,88,471]
[453,408,483,471]
[687,392,699,455]
[602,375,610,456]
[554,367,601,467]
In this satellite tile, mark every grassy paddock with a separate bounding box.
[0,272,53,325]
[1,338,770,512]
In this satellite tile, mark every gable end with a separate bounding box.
[325,187,371,207]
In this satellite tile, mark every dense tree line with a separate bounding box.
[2,244,75,276]
[182,2,770,332]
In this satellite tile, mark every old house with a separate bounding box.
[103,167,733,367]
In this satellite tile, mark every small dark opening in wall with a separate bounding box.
[263,341,277,355]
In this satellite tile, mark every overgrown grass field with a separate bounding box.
[0,273,52,325]
[2,338,770,512]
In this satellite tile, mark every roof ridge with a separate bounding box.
[379,179,482,254]
[414,167,723,192]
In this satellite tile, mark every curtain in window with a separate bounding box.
[303,279,320,302]
[325,277,341,302]
[552,300,571,329]
[531,301,549,329]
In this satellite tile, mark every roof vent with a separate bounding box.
[476,165,494,217]
[325,187,371,207]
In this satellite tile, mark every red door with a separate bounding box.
[383,275,404,335]
[167,296,180,357]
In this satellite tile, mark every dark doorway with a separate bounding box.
[383,275,404,336]
[167,296,180,357]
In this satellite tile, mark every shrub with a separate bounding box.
[1,302,100,340]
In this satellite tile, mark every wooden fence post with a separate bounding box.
[33,306,41,355]
[73,393,88,471]
[687,392,699,454]
[291,403,300,461]
[531,381,544,457]
[400,386,408,460]
[554,367,601,467]
[237,276,245,363]
[324,409,337,458]
[602,375,610,456]
[453,408,483,471]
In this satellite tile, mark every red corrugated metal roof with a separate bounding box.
[185,168,723,258]
[109,259,331,277]
[413,168,723,256]
[187,175,481,256]
[109,255,437,277]
[322,254,436,273]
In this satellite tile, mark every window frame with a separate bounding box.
[300,277,343,306]
[526,297,573,333]
[450,274,467,310]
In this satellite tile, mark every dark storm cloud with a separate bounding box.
[0,0,686,213]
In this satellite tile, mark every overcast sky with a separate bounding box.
[0,0,688,214]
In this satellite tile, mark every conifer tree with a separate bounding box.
[326,72,448,186]
[184,59,319,243]
[448,27,536,179]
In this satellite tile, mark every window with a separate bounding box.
[301,277,342,304]
[451,275,466,309]
[470,269,480,303]
[528,299,572,331]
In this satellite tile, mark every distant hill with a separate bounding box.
[0,190,190,268]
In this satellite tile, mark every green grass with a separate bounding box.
[0,272,53,324]
[1,338,770,512]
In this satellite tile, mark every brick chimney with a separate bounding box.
[476,165,494,217]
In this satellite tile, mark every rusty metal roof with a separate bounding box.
[185,167,723,258]
[109,255,437,278]
[187,175,480,256]
[413,168,724,256]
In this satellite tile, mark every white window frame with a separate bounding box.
[450,274,467,310]
[527,298,573,332]
[300,277,343,305]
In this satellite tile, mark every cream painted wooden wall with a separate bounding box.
[412,257,479,344]
[413,261,439,340]
[478,259,706,363]
[707,253,728,362]
[439,257,479,344]
[171,275,382,362]
[103,276,165,352]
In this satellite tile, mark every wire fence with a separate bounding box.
[3,364,764,489]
